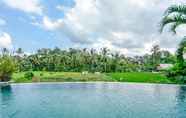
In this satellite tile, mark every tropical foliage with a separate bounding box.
[0,51,17,82]
[10,46,175,73]
[160,4,186,33]
[0,44,176,82]
[176,37,186,67]
[160,4,186,82]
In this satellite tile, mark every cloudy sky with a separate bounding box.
[0,0,186,56]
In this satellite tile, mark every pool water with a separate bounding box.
[1,83,186,118]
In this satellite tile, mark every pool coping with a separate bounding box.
[10,81,186,86]
[0,82,11,87]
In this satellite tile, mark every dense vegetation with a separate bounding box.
[13,46,175,73]
[0,45,176,83]
[0,49,16,82]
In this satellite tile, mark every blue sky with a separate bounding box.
[0,0,75,53]
[0,0,186,56]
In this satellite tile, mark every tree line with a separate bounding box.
[0,45,175,73]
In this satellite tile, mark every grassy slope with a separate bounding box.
[107,72,174,84]
[12,71,174,84]
[12,71,111,83]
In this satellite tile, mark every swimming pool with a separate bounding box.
[1,83,186,118]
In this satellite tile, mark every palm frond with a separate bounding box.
[170,22,183,34]
[164,4,186,16]
[160,13,186,33]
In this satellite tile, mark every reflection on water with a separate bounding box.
[1,86,13,118]
[1,85,12,92]
[176,86,186,102]
[0,83,186,118]
[175,86,186,118]
[1,85,13,103]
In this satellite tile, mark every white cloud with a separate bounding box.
[38,0,186,56]
[0,32,13,49]
[40,16,64,30]
[0,18,6,26]
[56,5,71,12]
[2,0,43,15]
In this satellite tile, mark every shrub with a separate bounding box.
[40,73,43,76]
[15,77,31,83]
[165,64,186,83]
[0,55,17,82]
[24,72,34,80]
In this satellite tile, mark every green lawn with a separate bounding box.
[12,71,111,83]
[107,72,174,84]
[12,71,175,84]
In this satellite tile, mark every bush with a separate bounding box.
[14,77,31,83]
[24,72,34,80]
[40,73,43,76]
[0,55,17,82]
[165,64,186,83]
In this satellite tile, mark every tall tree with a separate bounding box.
[151,45,161,69]
[160,4,186,67]
[0,51,17,82]
[101,48,109,72]
[16,48,24,56]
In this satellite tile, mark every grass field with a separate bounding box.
[107,72,174,84]
[12,71,111,83]
[12,71,175,84]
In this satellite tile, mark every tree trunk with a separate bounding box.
[0,74,11,82]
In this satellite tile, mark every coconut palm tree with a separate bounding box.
[160,4,186,33]
[160,4,186,67]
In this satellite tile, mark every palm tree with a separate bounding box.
[101,48,109,72]
[160,4,186,68]
[151,45,160,69]
[160,4,186,33]
[16,48,24,56]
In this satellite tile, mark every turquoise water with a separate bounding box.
[1,83,186,118]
